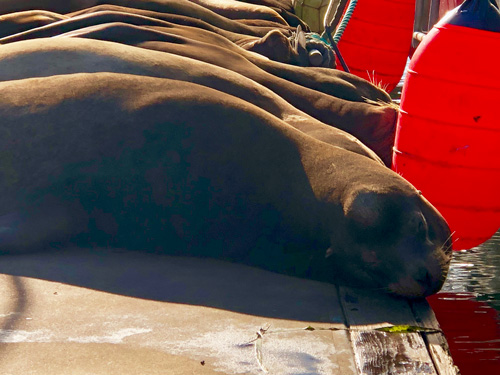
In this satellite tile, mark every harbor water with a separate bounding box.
[428,230,500,374]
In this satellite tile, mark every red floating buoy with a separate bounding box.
[392,0,500,250]
[336,0,416,92]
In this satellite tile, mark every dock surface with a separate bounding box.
[0,248,458,374]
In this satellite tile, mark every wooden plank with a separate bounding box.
[339,287,438,375]
[350,330,437,375]
[410,299,460,375]
[339,286,423,328]
[329,330,357,375]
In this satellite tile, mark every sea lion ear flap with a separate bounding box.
[293,25,309,66]
[295,25,306,52]
[343,189,382,229]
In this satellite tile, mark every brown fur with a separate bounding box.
[0,72,451,297]
[188,0,288,25]
[0,10,67,37]
[56,22,396,165]
[0,37,379,162]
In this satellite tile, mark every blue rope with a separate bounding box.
[308,32,330,45]
[333,0,358,43]
[316,0,358,72]
[312,1,354,72]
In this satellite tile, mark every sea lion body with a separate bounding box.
[188,0,288,25]
[0,10,67,37]
[0,73,451,297]
[0,36,395,165]
[0,1,450,298]
[0,37,382,162]
[0,0,281,36]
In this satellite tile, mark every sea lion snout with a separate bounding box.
[339,186,452,298]
[388,243,452,297]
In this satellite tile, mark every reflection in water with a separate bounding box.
[427,230,500,374]
[442,231,500,310]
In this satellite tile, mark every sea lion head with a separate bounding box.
[326,183,452,298]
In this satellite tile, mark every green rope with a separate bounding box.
[333,0,358,43]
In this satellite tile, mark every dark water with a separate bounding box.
[427,230,500,374]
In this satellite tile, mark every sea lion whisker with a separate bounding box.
[445,231,455,245]
[438,231,454,258]
[362,97,400,112]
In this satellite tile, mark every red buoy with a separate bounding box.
[336,0,416,92]
[392,0,500,250]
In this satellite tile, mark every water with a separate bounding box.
[427,230,500,374]
[440,232,500,311]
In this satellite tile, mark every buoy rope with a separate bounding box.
[317,0,357,72]
[308,32,330,46]
[333,0,358,43]
[309,29,349,72]
[323,28,350,72]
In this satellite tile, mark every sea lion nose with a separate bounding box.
[416,267,442,296]
[416,268,432,288]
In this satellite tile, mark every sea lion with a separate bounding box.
[66,4,293,39]
[187,0,288,25]
[0,10,267,45]
[0,10,67,38]
[239,0,294,12]
[0,37,381,164]
[61,7,381,102]
[0,37,393,165]
[0,0,282,37]
[0,6,387,102]
[0,72,452,298]
[0,9,296,66]
[236,0,308,29]
[57,24,397,166]
[0,32,395,165]
[0,8,377,102]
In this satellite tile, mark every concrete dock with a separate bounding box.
[0,248,458,374]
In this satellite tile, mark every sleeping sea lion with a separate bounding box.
[0,73,452,298]
[61,24,395,164]
[0,37,388,164]
[0,32,395,165]
[0,10,67,37]
[0,0,283,36]
[187,0,288,25]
